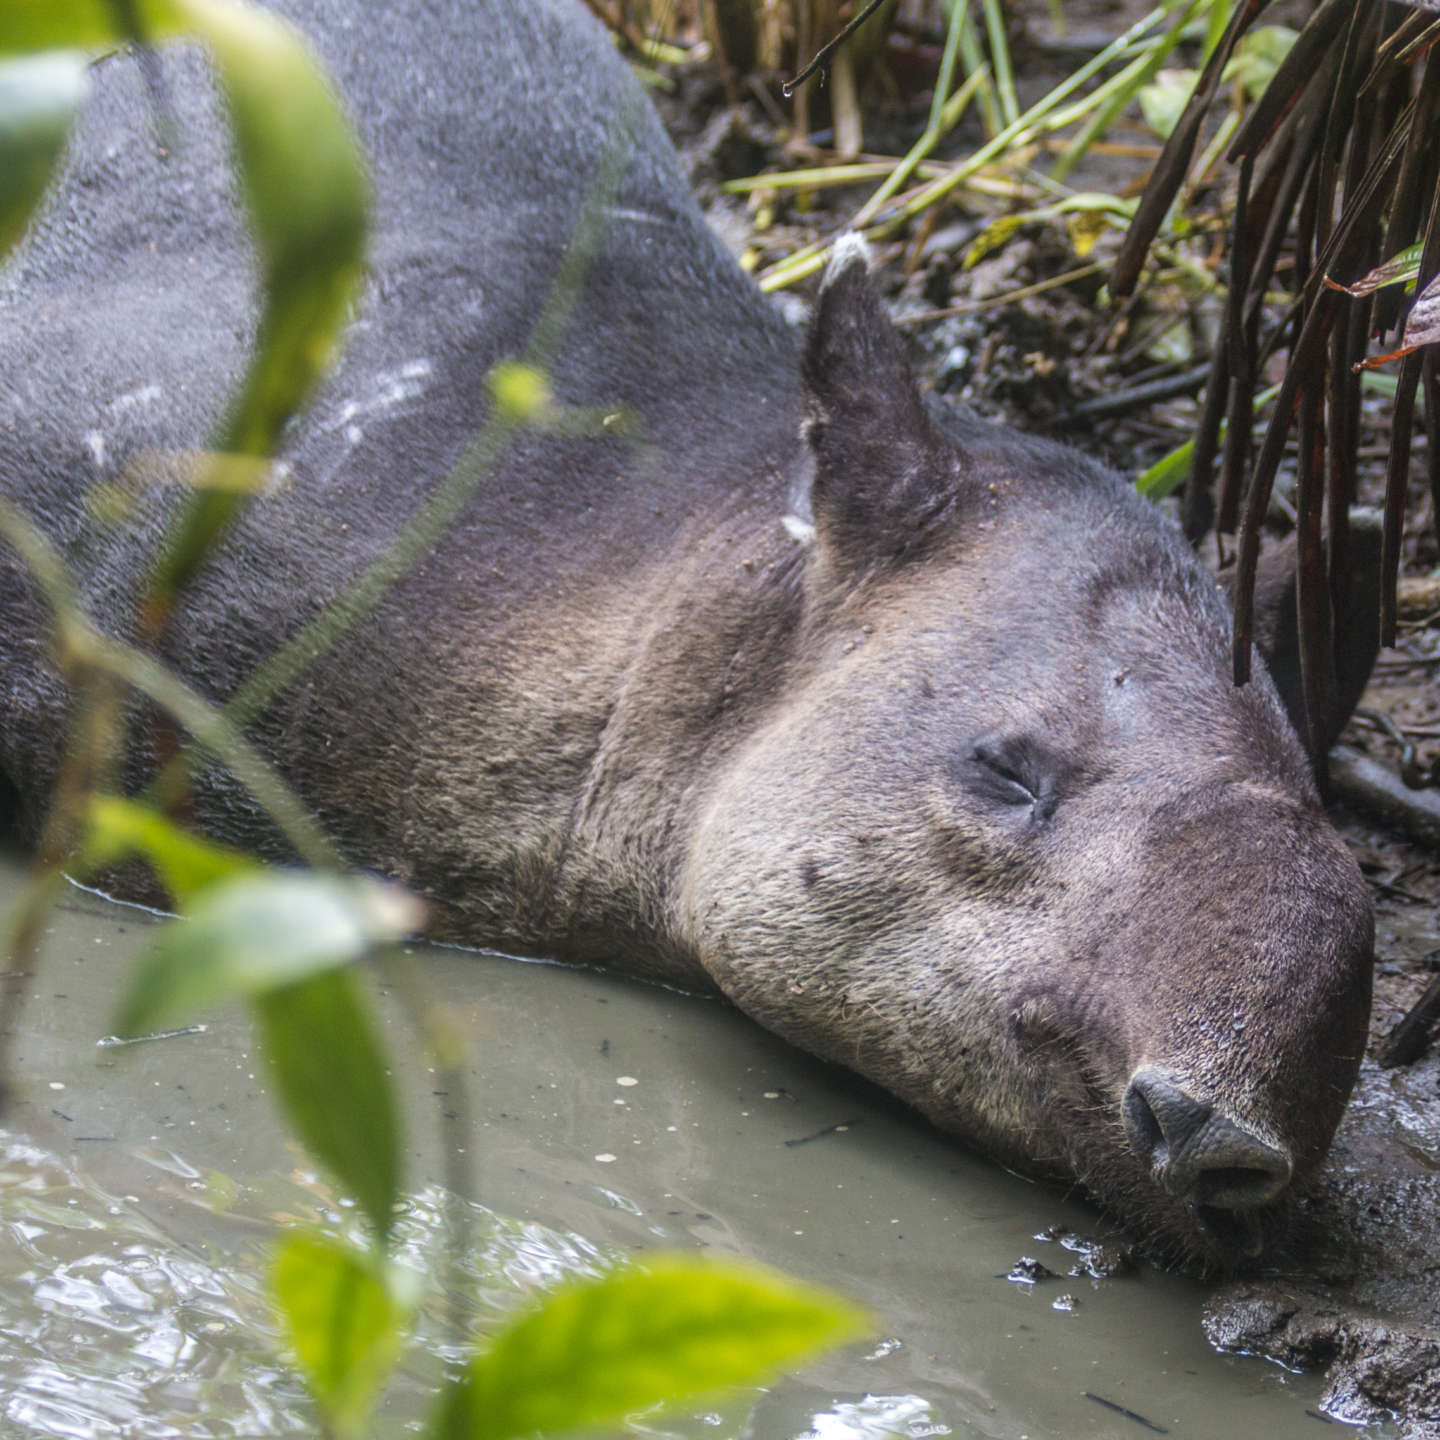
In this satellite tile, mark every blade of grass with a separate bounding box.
[1050,0,1204,184]
[981,0,1019,128]
[759,2,1176,291]
[955,0,1001,137]
[930,0,967,132]
[850,66,988,226]
[723,159,952,193]
[1135,382,1281,498]
[1202,0,1231,62]
[1111,0,1271,297]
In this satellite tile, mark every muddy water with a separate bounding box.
[0,860,1364,1440]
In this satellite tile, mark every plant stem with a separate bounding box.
[982,0,1019,128]
[851,67,988,227]
[1049,0,1204,184]
[759,2,1174,291]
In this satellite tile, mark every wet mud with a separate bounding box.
[1201,827,1440,1440]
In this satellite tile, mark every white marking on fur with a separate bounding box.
[85,432,106,470]
[789,446,817,520]
[108,384,161,414]
[322,361,434,435]
[782,514,815,544]
[821,232,873,290]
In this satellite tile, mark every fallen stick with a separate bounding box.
[1329,745,1440,849]
[1377,971,1440,1068]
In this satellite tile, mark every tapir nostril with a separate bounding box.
[1121,1081,1168,1167]
[1122,1070,1211,1172]
[1123,1068,1292,1211]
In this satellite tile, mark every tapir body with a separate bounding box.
[0,0,1373,1264]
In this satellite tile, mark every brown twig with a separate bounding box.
[783,0,887,94]
[1377,972,1440,1068]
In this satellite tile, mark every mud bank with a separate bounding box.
[1201,850,1440,1440]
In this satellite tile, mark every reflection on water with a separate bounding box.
[801,1395,953,1439]
[0,1130,637,1436]
[0,1135,305,1435]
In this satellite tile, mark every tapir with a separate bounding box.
[0,0,1374,1265]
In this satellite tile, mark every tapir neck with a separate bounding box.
[396,431,814,983]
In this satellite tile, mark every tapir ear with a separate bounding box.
[801,236,961,565]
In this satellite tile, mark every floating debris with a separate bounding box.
[1084,1392,1168,1433]
[1052,1293,1079,1312]
[863,1338,903,1360]
[1063,1235,1139,1278]
[784,1118,859,1147]
[97,1024,208,1049]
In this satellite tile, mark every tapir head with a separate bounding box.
[681,239,1373,1268]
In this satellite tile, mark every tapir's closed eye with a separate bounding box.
[958,738,1058,820]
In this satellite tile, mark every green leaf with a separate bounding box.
[1135,437,1195,499]
[1135,381,1282,500]
[272,1232,410,1434]
[113,871,421,1037]
[429,1256,872,1440]
[258,969,401,1241]
[81,796,255,904]
[1326,242,1425,300]
[0,1,180,53]
[0,51,86,254]
[1222,25,1297,103]
[1138,67,1197,140]
[146,0,371,605]
[179,0,369,456]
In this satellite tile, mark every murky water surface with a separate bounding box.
[0,862,1377,1439]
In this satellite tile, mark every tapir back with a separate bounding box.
[0,0,801,859]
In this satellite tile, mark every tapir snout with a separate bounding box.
[1124,1069,1293,1259]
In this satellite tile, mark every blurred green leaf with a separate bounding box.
[273,1232,410,1434]
[1135,437,1196,499]
[0,51,86,254]
[144,0,371,607]
[178,0,369,458]
[1138,67,1197,140]
[1136,381,1282,499]
[258,968,400,1241]
[429,1256,871,1440]
[113,871,421,1037]
[1222,25,1297,102]
[82,796,254,904]
[0,1,176,52]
